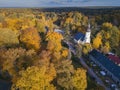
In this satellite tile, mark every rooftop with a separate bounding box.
[108,54,120,65]
[74,32,85,41]
[90,49,120,81]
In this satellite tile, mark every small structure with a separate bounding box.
[74,23,91,44]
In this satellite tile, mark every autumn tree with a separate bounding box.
[82,44,92,55]
[36,20,46,33]
[0,48,25,80]
[20,27,41,50]
[12,66,56,90]
[100,22,120,55]
[61,49,69,58]
[101,42,110,54]
[33,50,51,67]
[92,33,102,49]
[46,32,63,52]
[102,22,113,31]
[54,60,74,89]
[0,28,19,47]
[72,68,87,90]
[0,47,37,83]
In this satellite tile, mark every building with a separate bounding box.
[74,24,91,44]
[89,49,120,85]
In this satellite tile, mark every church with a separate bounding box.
[74,24,91,44]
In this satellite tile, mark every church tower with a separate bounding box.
[84,23,91,44]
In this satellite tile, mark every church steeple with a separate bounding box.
[84,23,91,44]
[87,23,91,32]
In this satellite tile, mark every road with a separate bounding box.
[65,41,110,90]
[64,40,76,55]
[79,57,110,90]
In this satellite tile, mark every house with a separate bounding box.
[74,24,91,44]
[89,49,120,85]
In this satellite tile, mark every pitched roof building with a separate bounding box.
[74,23,91,44]
[89,49,120,85]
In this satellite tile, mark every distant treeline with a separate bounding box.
[34,7,120,25]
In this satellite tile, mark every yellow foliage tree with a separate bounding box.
[82,44,92,55]
[93,33,102,49]
[1,48,26,81]
[101,42,110,54]
[0,28,19,47]
[72,68,87,90]
[0,23,2,28]
[61,49,69,58]
[46,32,63,52]
[5,18,23,32]
[102,22,113,29]
[20,27,41,50]
[12,66,56,90]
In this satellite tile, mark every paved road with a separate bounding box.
[79,57,110,90]
[64,41,76,55]
[64,40,110,90]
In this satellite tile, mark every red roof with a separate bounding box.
[108,54,120,65]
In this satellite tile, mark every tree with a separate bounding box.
[12,66,56,90]
[46,32,63,52]
[102,22,113,30]
[72,68,87,90]
[61,49,69,58]
[0,28,19,47]
[20,27,41,50]
[0,47,36,82]
[101,42,110,54]
[92,33,102,49]
[0,48,26,80]
[101,23,120,55]
[82,44,92,55]
[33,50,51,67]
[55,60,74,89]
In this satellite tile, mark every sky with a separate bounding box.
[0,0,120,7]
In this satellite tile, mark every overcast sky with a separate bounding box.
[0,0,120,7]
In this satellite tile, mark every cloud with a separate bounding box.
[0,0,120,7]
